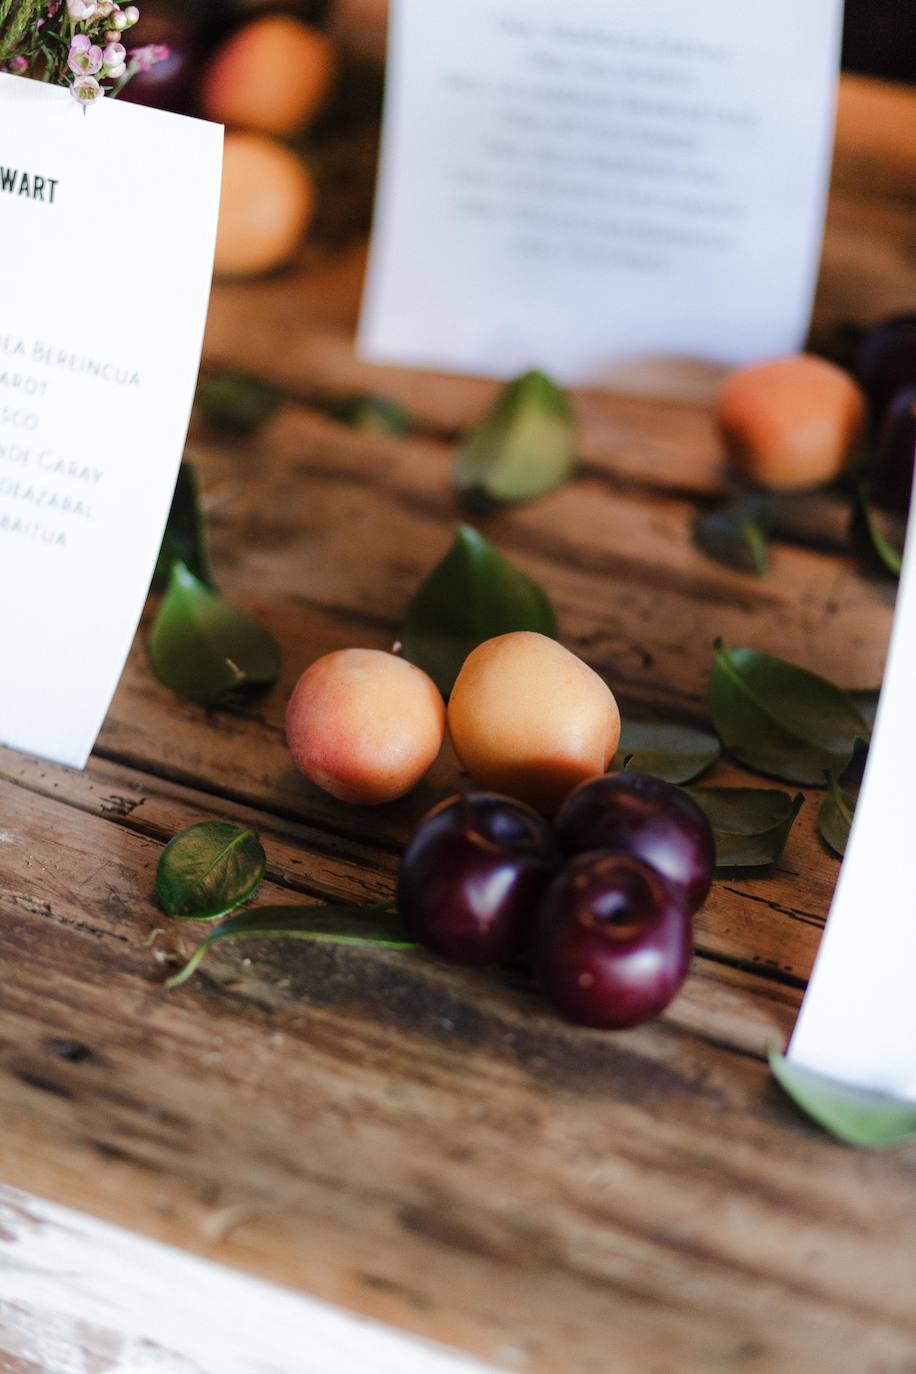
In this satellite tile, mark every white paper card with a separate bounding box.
[0,74,222,769]
[790,473,916,1102]
[360,0,843,387]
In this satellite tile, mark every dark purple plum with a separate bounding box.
[554,772,714,917]
[856,315,916,421]
[535,852,692,1030]
[397,793,558,965]
[875,384,916,515]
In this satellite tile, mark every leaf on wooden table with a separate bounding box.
[689,787,804,868]
[454,370,576,505]
[612,721,720,785]
[166,903,416,990]
[817,775,857,858]
[401,525,557,695]
[149,561,281,705]
[329,394,412,436]
[854,487,904,578]
[157,821,266,921]
[196,370,281,435]
[847,687,881,734]
[768,1046,916,1149]
[153,460,212,591]
[692,493,772,575]
[708,643,870,785]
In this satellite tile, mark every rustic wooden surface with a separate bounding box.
[3,72,916,1374]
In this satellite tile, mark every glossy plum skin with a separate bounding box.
[554,772,715,917]
[535,852,693,1029]
[856,315,916,421]
[397,793,559,965]
[876,385,916,515]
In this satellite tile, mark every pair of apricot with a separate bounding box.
[285,632,621,814]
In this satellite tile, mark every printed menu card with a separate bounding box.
[789,475,916,1104]
[360,0,844,387]
[0,73,222,768]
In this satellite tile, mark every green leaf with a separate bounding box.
[157,821,266,921]
[401,525,557,695]
[768,1047,916,1149]
[847,687,881,734]
[612,722,720,785]
[817,774,857,858]
[454,370,576,505]
[196,371,280,436]
[329,394,412,436]
[166,903,416,990]
[692,494,772,575]
[855,487,904,577]
[690,787,804,868]
[708,644,869,785]
[149,561,281,705]
[153,461,213,592]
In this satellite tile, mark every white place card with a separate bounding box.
[790,471,916,1103]
[0,74,222,769]
[360,0,844,389]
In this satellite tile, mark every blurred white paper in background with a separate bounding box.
[360,0,844,391]
[0,75,222,769]
[790,471,916,1103]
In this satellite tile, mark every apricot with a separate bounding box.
[285,649,446,805]
[214,132,314,278]
[448,633,620,814]
[717,354,866,491]
[202,15,336,135]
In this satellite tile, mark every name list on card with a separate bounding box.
[360,0,844,388]
[789,472,916,1104]
[0,73,222,769]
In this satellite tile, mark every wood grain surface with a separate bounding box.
[3,73,916,1374]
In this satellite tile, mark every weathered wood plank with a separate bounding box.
[1,776,916,1374]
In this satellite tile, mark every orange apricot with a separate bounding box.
[214,132,314,278]
[285,649,446,805]
[202,15,336,135]
[717,354,866,491]
[447,632,621,814]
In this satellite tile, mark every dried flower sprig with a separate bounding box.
[0,0,169,103]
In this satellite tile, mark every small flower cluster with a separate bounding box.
[1,0,170,104]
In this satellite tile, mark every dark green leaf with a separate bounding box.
[329,394,411,436]
[612,722,720,785]
[166,903,415,990]
[157,821,266,921]
[855,487,903,577]
[692,494,772,575]
[454,370,576,505]
[817,774,857,858]
[401,525,557,695]
[768,1046,916,1149]
[149,561,281,705]
[847,687,881,733]
[153,461,212,592]
[689,787,804,868]
[708,644,869,785]
[196,371,280,436]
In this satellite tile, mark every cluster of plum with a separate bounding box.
[397,774,715,1030]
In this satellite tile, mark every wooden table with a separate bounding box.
[2,73,916,1374]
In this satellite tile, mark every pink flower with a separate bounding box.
[103,41,126,68]
[69,38,103,75]
[128,43,170,74]
[6,55,29,74]
[70,74,103,104]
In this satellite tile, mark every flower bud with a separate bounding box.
[112,11,129,29]
[106,62,127,79]
[103,42,126,67]
[123,5,139,24]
